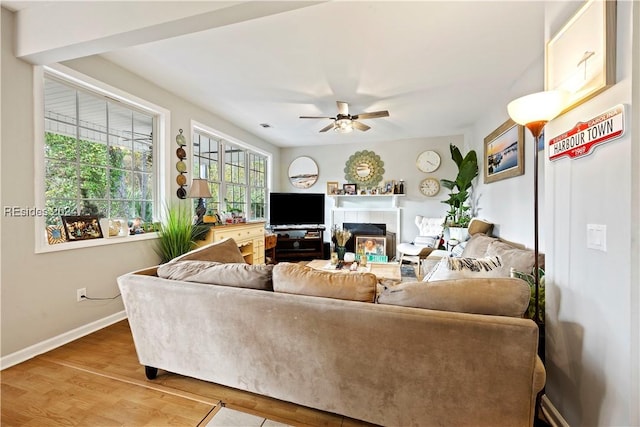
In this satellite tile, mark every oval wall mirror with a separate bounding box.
[288,156,319,189]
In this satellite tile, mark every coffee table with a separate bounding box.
[306,259,401,282]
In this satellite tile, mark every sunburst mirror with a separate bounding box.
[344,150,385,188]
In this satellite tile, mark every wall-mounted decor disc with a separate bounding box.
[176,174,187,186]
[176,161,187,173]
[177,187,187,199]
[176,147,186,159]
[176,129,186,146]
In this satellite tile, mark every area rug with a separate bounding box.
[204,406,292,427]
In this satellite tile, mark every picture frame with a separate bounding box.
[326,181,339,195]
[484,119,525,184]
[355,235,386,256]
[61,215,103,241]
[545,0,616,115]
[343,183,357,195]
[46,225,67,245]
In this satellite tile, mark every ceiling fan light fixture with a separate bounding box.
[335,118,353,133]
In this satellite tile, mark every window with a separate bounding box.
[44,76,156,227]
[192,126,267,221]
[36,66,166,252]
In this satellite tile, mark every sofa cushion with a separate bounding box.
[467,218,494,236]
[158,260,274,290]
[171,237,246,264]
[460,233,495,258]
[272,262,377,302]
[425,256,506,281]
[378,278,530,317]
[486,240,536,275]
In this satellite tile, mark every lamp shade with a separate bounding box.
[507,90,568,125]
[188,178,212,199]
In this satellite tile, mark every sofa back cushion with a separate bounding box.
[158,260,274,290]
[171,237,246,264]
[378,278,530,317]
[460,233,495,258]
[273,262,377,302]
[486,240,537,275]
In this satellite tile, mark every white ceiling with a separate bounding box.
[6,1,546,148]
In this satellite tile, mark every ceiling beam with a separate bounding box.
[13,1,324,64]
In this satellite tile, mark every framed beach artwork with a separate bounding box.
[288,156,319,189]
[546,0,616,115]
[484,119,525,184]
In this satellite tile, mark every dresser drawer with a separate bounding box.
[211,224,264,244]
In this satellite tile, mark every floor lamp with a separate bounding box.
[507,90,567,325]
[188,178,212,225]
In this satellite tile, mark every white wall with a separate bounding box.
[466,2,638,425]
[0,8,280,361]
[280,135,464,244]
[542,2,637,426]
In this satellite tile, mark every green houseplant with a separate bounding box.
[440,144,479,234]
[156,203,209,263]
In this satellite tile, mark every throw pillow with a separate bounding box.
[158,260,274,290]
[467,218,494,236]
[171,237,246,264]
[450,241,467,257]
[485,240,536,275]
[460,233,495,258]
[377,278,530,317]
[425,256,506,282]
[272,262,377,302]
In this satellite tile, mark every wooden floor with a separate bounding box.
[0,320,376,427]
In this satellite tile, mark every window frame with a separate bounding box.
[191,121,270,222]
[34,64,170,253]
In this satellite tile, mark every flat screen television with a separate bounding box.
[269,192,325,226]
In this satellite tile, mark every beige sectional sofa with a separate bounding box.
[118,238,545,427]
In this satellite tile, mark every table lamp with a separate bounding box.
[188,178,212,225]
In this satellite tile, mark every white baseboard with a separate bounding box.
[1,310,127,370]
[541,394,570,427]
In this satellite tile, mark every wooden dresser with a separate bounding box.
[195,222,266,264]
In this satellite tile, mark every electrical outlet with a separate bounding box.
[77,288,87,302]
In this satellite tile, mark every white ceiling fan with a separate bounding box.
[300,101,390,133]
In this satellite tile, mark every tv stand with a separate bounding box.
[273,225,325,262]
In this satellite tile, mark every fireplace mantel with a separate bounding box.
[329,194,404,208]
[329,195,403,254]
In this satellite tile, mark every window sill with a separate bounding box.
[35,232,159,254]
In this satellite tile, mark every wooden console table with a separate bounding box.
[195,222,266,264]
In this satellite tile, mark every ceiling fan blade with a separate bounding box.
[353,110,390,120]
[300,116,334,119]
[336,101,349,116]
[352,121,371,132]
[319,123,335,132]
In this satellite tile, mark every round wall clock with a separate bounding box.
[420,177,440,197]
[416,150,441,173]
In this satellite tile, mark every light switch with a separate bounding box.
[587,224,607,252]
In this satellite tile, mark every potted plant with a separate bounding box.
[440,144,479,241]
[156,203,210,263]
